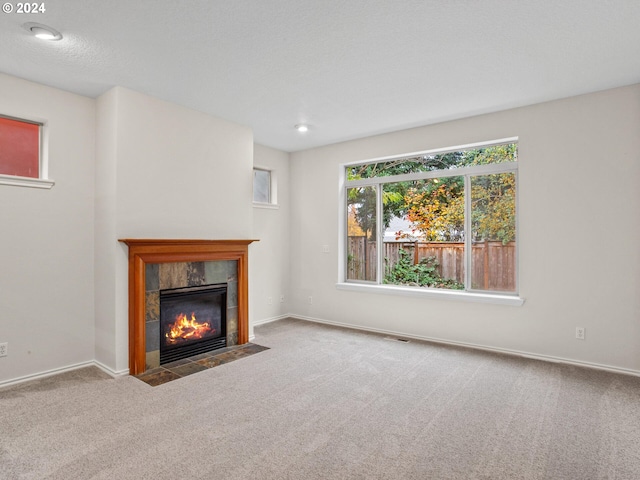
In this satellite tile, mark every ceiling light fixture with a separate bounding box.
[295,124,309,133]
[23,22,63,41]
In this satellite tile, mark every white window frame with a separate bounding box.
[252,166,278,208]
[0,113,54,189]
[337,137,523,306]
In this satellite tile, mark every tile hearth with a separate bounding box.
[135,342,269,386]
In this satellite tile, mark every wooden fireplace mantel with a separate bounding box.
[119,239,258,375]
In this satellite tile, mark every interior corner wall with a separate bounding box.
[289,84,640,374]
[95,87,254,373]
[0,74,96,384]
[94,88,118,371]
[250,144,291,332]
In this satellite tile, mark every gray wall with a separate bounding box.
[0,74,96,383]
[0,77,255,384]
[250,144,291,327]
[95,87,254,373]
[289,84,640,374]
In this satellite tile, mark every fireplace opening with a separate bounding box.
[159,283,227,364]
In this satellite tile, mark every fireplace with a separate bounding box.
[159,284,227,364]
[119,239,257,375]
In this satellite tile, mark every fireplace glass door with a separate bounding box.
[159,284,227,364]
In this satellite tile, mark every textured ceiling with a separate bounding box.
[1,0,639,152]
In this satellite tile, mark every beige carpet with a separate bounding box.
[1,318,639,479]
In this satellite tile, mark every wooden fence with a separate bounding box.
[347,237,516,291]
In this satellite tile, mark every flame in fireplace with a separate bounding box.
[166,312,213,344]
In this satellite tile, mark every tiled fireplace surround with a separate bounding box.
[120,239,255,375]
[144,260,239,369]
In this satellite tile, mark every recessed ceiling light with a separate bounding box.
[295,124,309,133]
[22,22,63,41]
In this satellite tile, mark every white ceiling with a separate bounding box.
[1,0,639,152]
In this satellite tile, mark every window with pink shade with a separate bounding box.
[0,115,41,179]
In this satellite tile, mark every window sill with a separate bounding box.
[0,174,55,189]
[335,282,524,306]
[253,202,279,210]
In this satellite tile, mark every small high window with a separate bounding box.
[253,167,277,206]
[0,114,52,189]
[0,115,40,178]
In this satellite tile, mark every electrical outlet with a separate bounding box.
[267,296,273,305]
[322,245,330,253]
[280,295,285,303]
[308,296,313,304]
[0,342,7,357]
[575,327,585,340]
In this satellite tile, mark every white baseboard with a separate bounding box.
[5,314,637,387]
[0,361,93,389]
[251,314,291,327]
[0,317,286,388]
[0,360,129,389]
[93,360,129,378]
[288,314,640,378]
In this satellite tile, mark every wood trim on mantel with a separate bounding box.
[119,239,258,375]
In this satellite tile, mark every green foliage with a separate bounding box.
[347,144,517,243]
[347,186,376,240]
[403,176,465,241]
[348,152,467,232]
[347,152,466,180]
[384,249,464,289]
[346,145,516,182]
[462,143,517,166]
[471,172,516,244]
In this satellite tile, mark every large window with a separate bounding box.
[343,140,518,295]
